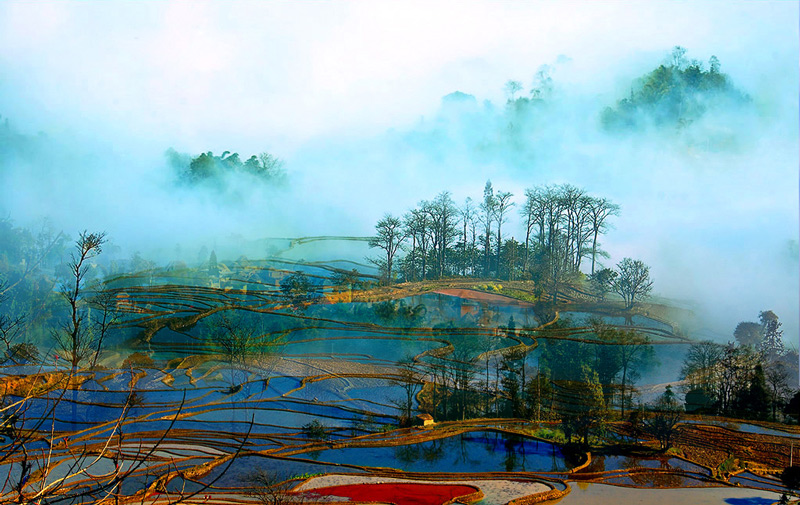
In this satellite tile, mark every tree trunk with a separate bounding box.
[523,215,532,272]
[421,244,427,281]
[496,223,502,278]
[484,231,491,277]
[462,221,467,276]
[620,365,627,418]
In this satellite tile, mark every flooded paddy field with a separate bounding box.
[2,274,796,504]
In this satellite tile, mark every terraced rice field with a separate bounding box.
[1,262,795,504]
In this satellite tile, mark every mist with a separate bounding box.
[0,1,797,344]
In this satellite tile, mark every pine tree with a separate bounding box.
[741,364,771,420]
[558,365,607,446]
[208,250,219,278]
[759,311,785,359]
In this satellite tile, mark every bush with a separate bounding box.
[122,352,154,368]
[125,391,143,408]
[281,271,317,305]
[532,427,565,443]
[302,420,328,440]
[4,343,39,364]
[782,466,800,491]
[785,391,800,423]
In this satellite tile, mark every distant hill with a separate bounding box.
[601,47,749,131]
[165,148,287,189]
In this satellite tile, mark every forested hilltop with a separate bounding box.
[367,182,632,302]
[165,148,287,188]
[364,171,797,430]
[601,47,748,131]
[0,47,751,206]
[394,47,753,167]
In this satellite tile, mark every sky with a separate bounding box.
[0,1,797,342]
[0,1,794,149]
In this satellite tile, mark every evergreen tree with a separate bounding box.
[759,310,785,359]
[785,390,800,422]
[208,250,219,278]
[558,365,607,446]
[747,364,771,420]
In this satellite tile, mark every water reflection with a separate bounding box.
[316,431,570,472]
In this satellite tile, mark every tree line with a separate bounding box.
[395,307,798,449]
[370,181,619,282]
[165,148,287,186]
[681,310,798,422]
[392,315,686,448]
[369,181,658,307]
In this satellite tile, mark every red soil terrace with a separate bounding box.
[302,482,481,505]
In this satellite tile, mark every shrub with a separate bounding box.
[122,352,154,368]
[302,420,328,440]
[782,466,800,491]
[5,343,39,364]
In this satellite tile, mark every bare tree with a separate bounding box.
[460,197,475,276]
[391,357,423,422]
[494,191,514,277]
[0,369,190,504]
[426,192,458,278]
[89,284,119,369]
[587,198,619,275]
[613,258,653,309]
[519,185,618,278]
[557,185,584,273]
[715,343,761,415]
[403,206,431,281]
[245,469,303,505]
[207,312,259,389]
[766,362,790,421]
[504,80,523,101]
[480,181,496,276]
[56,231,107,371]
[0,283,25,361]
[257,152,287,182]
[369,214,405,284]
[681,340,724,395]
[520,188,543,272]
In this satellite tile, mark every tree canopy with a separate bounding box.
[601,47,748,131]
[613,258,653,309]
[165,148,287,188]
